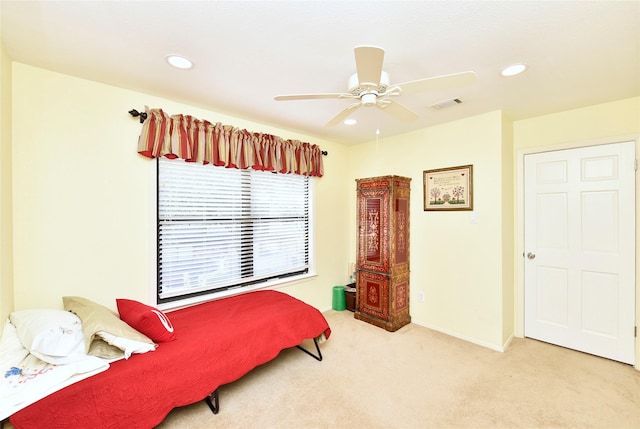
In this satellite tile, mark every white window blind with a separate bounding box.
[157,158,309,302]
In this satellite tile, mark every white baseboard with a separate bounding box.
[411,319,508,353]
[325,310,515,353]
[502,333,515,350]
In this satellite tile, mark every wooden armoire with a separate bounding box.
[354,175,411,331]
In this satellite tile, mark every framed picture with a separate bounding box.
[423,164,473,211]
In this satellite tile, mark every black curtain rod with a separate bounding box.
[128,108,327,156]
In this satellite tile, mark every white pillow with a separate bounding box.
[96,331,156,359]
[0,318,29,365]
[9,309,87,364]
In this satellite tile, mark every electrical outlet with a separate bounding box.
[417,291,425,303]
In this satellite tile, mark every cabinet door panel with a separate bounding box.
[358,188,389,273]
[358,271,389,321]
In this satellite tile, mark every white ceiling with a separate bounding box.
[1,1,639,145]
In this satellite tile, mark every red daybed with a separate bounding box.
[9,290,331,429]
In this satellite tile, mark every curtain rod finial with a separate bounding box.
[129,109,148,123]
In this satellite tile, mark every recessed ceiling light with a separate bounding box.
[344,119,357,125]
[501,63,527,77]
[166,55,193,70]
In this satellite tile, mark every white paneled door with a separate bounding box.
[524,141,636,364]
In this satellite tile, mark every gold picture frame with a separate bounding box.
[423,164,473,211]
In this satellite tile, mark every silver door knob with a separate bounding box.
[527,252,536,260]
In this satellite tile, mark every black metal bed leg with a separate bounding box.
[205,388,219,414]
[296,337,323,361]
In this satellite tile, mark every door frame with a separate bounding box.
[515,133,640,370]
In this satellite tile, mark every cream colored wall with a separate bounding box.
[0,39,14,322]
[513,98,639,150]
[513,96,640,368]
[347,111,509,350]
[501,113,514,346]
[11,63,349,312]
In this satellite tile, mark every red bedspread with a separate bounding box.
[10,290,331,429]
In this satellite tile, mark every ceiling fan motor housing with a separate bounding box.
[348,71,390,100]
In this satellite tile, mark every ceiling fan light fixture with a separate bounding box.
[166,54,193,70]
[501,63,527,77]
[361,93,377,106]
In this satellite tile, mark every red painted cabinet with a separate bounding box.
[355,175,411,331]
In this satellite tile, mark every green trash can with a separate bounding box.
[332,285,346,311]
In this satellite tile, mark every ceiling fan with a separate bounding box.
[274,45,477,127]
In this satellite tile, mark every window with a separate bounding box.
[157,158,310,303]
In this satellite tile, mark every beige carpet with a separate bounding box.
[155,310,640,429]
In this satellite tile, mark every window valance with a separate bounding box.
[137,108,324,177]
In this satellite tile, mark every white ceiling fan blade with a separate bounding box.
[354,45,385,86]
[274,92,353,101]
[379,99,419,122]
[325,102,362,127]
[397,71,477,95]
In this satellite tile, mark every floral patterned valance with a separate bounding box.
[137,108,324,177]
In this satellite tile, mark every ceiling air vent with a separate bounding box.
[429,98,462,111]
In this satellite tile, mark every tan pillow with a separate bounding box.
[63,296,155,359]
[87,336,125,360]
